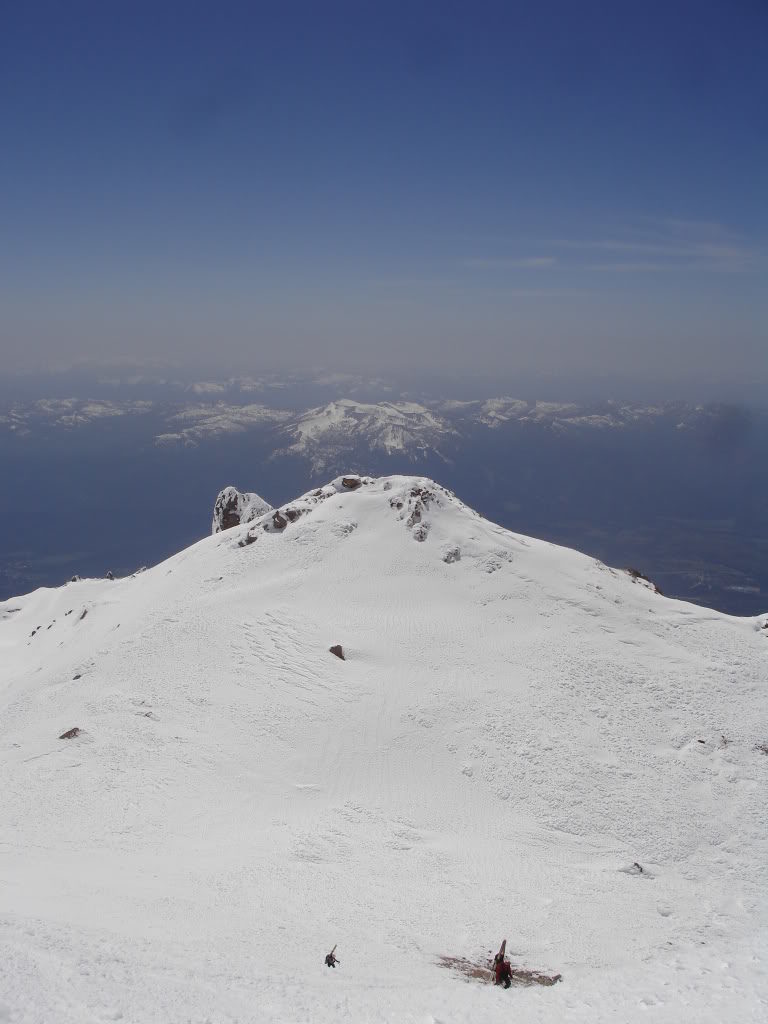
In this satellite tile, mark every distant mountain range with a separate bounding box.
[1,392,752,472]
[0,379,764,616]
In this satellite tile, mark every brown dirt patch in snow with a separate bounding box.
[437,955,562,987]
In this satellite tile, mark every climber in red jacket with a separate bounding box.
[492,940,513,988]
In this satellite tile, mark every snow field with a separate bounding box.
[1,476,766,1022]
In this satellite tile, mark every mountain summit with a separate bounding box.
[1,475,766,1023]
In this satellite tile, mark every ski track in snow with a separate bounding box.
[0,475,766,1023]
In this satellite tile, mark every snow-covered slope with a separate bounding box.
[1,476,766,1024]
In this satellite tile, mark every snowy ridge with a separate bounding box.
[155,402,291,446]
[0,475,767,1023]
[0,398,153,436]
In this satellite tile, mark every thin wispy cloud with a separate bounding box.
[368,275,585,298]
[463,256,556,269]
[501,287,590,297]
[459,220,759,277]
[634,216,745,242]
[548,224,759,273]
[582,261,735,274]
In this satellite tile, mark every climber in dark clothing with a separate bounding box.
[325,945,339,968]
[493,952,513,988]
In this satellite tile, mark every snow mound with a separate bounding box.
[1,474,767,1024]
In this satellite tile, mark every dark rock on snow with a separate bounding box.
[625,567,663,595]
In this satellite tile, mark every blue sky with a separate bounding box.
[1,1,765,395]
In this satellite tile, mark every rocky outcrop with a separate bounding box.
[238,476,374,540]
[212,486,273,534]
[624,567,663,595]
[390,483,441,542]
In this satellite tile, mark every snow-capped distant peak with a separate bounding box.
[280,399,454,471]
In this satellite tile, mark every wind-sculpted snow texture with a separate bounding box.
[0,475,766,1023]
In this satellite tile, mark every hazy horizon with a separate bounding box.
[1,359,767,409]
